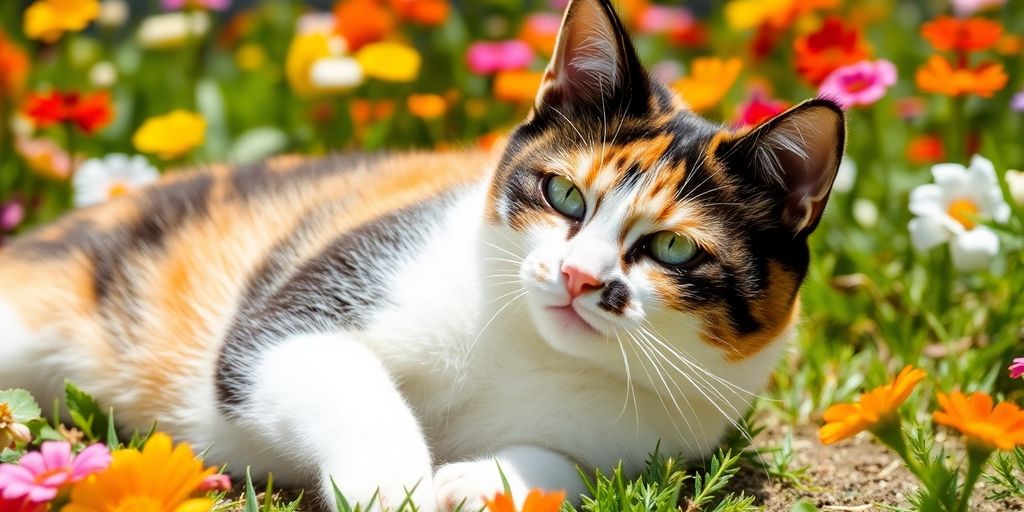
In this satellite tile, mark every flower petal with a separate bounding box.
[950,227,999,272]
[908,216,952,251]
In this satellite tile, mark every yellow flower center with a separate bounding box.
[0,403,12,428]
[112,496,164,512]
[947,198,980,229]
[108,182,130,198]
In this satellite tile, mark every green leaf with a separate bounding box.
[331,476,353,512]
[244,467,260,512]
[496,460,512,497]
[0,389,41,423]
[0,449,20,464]
[106,407,120,450]
[64,382,109,441]
[789,501,820,512]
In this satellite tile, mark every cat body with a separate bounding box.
[0,0,844,509]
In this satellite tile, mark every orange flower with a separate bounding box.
[334,0,394,51]
[794,17,870,85]
[485,489,566,512]
[0,31,29,99]
[519,13,560,57]
[407,93,446,119]
[672,57,742,113]
[493,70,543,103]
[921,16,1002,53]
[389,0,449,26]
[906,135,945,165]
[915,55,1007,97]
[819,366,926,445]
[933,391,1024,451]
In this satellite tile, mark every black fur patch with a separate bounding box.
[215,191,454,413]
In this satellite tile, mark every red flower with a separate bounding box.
[794,17,871,85]
[735,91,790,127]
[23,90,113,134]
[906,135,945,165]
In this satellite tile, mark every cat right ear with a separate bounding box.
[534,0,649,114]
[716,99,846,235]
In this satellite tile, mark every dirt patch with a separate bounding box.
[733,425,1024,511]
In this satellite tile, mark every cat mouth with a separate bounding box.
[546,304,600,334]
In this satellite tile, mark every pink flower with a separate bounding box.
[198,473,232,492]
[0,200,24,233]
[636,5,695,35]
[1011,358,1024,380]
[161,0,231,11]
[466,40,535,75]
[0,443,111,503]
[818,59,897,110]
[952,0,1005,16]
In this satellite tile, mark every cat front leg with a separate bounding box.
[434,446,586,512]
[242,332,435,512]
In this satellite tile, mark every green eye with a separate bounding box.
[648,231,699,266]
[543,175,586,220]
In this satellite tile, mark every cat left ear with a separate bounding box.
[717,99,846,235]
[535,0,648,114]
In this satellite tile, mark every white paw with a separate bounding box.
[434,460,526,512]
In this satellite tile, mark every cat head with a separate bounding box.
[484,0,844,370]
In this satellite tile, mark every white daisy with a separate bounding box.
[310,57,364,91]
[1006,169,1024,206]
[907,155,1011,272]
[73,154,160,208]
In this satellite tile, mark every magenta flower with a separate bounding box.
[198,473,232,492]
[0,442,111,503]
[818,59,897,110]
[162,0,231,11]
[1011,358,1024,380]
[466,40,535,75]
[0,200,24,233]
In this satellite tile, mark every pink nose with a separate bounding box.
[562,264,602,299]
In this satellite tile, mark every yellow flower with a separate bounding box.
[132,111,206,160]
[819,366,926,445]
[285,32,332,97]
[672,57,742,113]
[356,42,421,83]
[933,391,1024,451]
[724,0,791,30]
[407,94,447,119]
[65,433,215,512]
[236,43,266,72]
[24,0,100,43]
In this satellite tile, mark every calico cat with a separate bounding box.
[0,0,844,509]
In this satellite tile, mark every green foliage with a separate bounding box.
[983,447,1024,501]
[0,389,41,423]
[64,381,110,443]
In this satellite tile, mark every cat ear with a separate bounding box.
[718,99,846,235]
[534,0,648,113]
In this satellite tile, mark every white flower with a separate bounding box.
[310,57,364,90]
[907,155,1011,272]
[853,198,878,228]
[73,154,160,208]
[833,156,857,193]
[89,61,118,88]
[137,12,210,50]
[98,0,129,28]
[1006,169,1024,206]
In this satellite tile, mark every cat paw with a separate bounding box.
[434,460,526,512]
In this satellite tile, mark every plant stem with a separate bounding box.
[949,96,967,164]
[956,445,991,512]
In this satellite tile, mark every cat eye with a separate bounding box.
[646,231,699,267]
[543,175,586,221]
